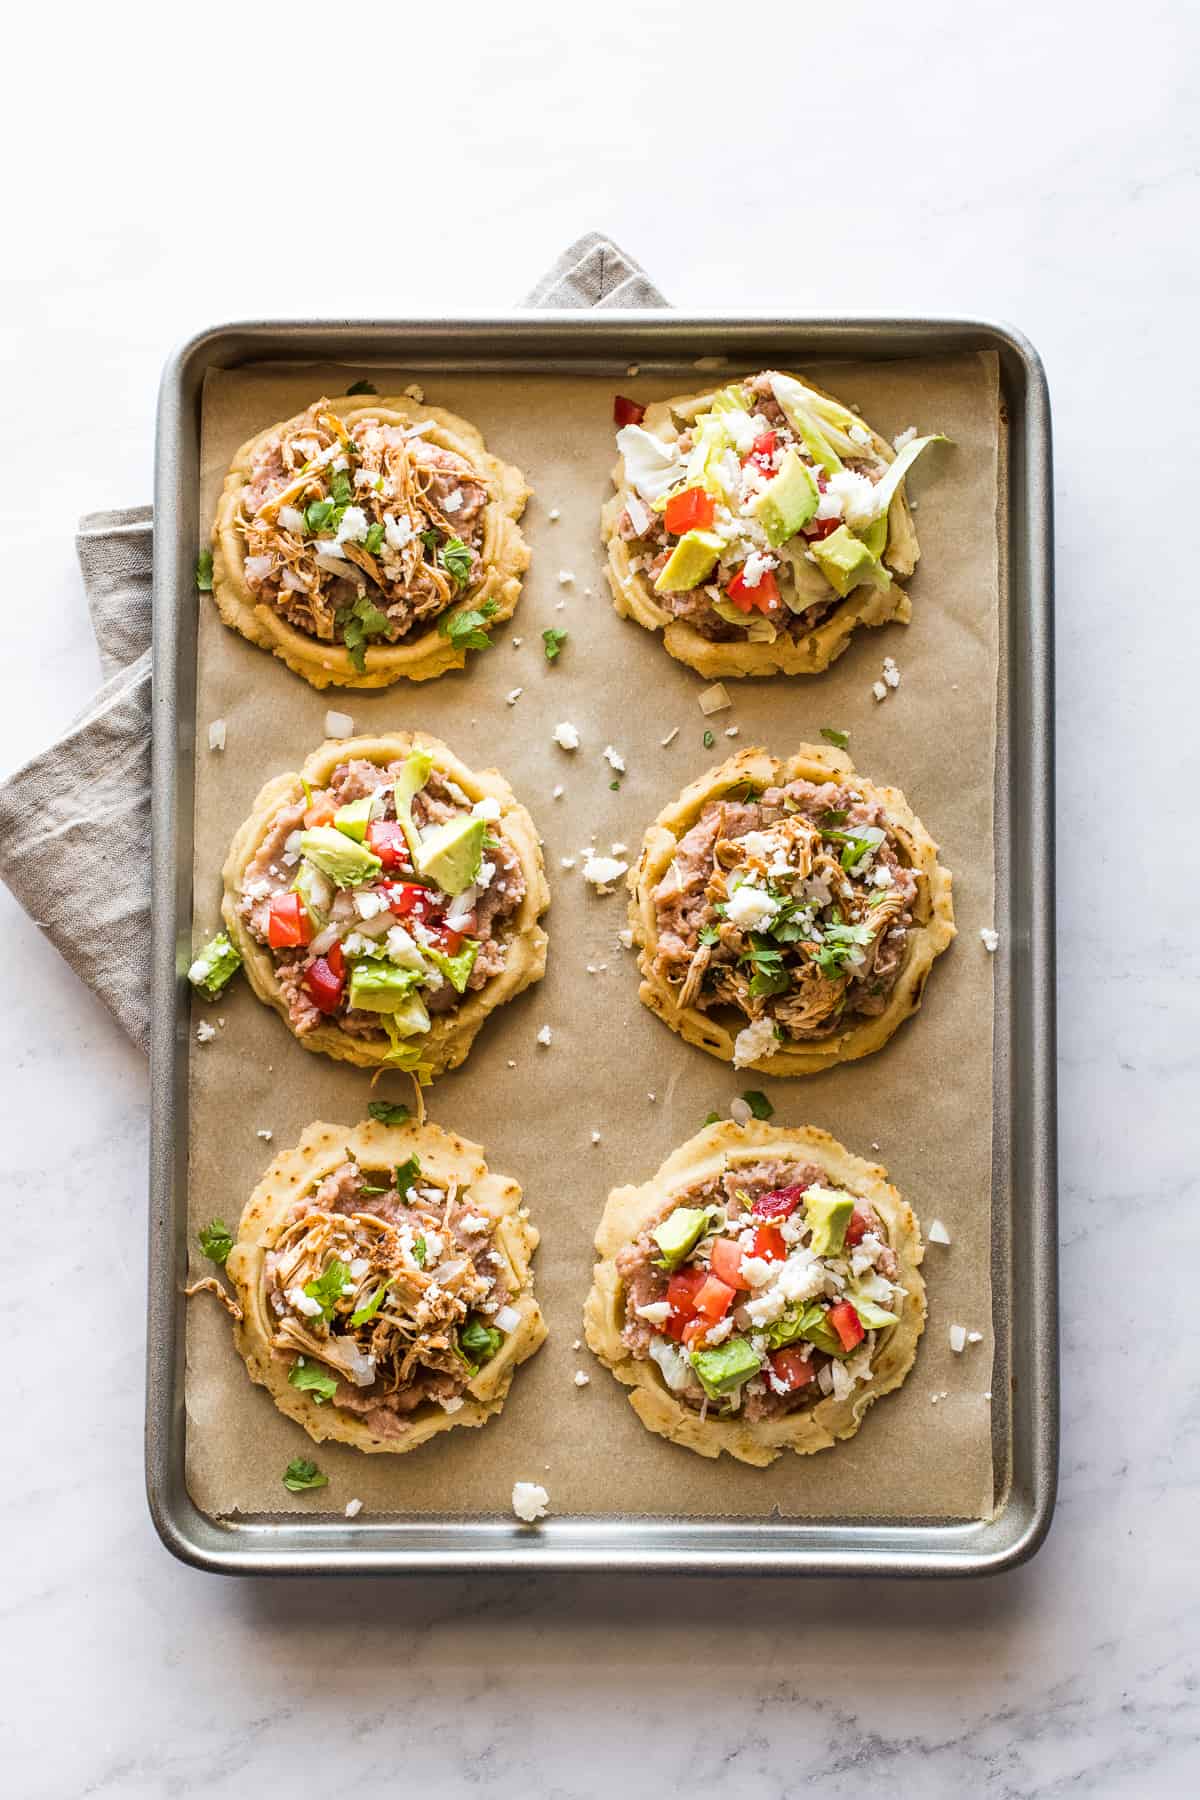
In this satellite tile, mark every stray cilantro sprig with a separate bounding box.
[440,599,498,653]
[195,549,214,591]
[741,1090,774,1120]
[543,627,568,662]
[283,1458,328,1493]
[394,1155,421,1197]
[198,1219,232,1265]
[288,1359,338,1404]
[703,1111,722,1126]
[337,593,390,672]
[368,1101,410,1126]
[412,1235,428,1269]
[346,378,378,395]
[820,726,850,750]
[703,730,714,749]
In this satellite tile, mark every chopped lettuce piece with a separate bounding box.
[616,423,685,503]
[425,938,479,994]
[854,434,947,525]
[187,931,242,1001]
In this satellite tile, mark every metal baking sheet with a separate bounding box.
[148,316,1056,1575]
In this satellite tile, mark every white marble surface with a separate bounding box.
[3,1,1197,1793]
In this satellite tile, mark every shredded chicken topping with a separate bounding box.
[238,398,490,657]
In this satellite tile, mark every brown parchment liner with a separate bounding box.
[211,397,530,689]
[601,371,920,679]
[584,1120,924,1465]
[629,743,956,1075]
[185,350,1001,1524]
[219,731,549,1077]
[226,1117,546,1452]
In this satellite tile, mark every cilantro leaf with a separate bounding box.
[346,379,378,395]
[350,1281,392,1328]
[337,592,391,672]
[363,521,385,556]
[741,1090,774,1120]
[412,1235,428,1269]
[740,934,790,999]
[825,825,886,872]
[821,809,848,828]
[195,549,214,592]
[439,599,498,653]
[327,468,354,508]
[367,1100,411,1126]
[288,1358,338,1404]
[419,528,440,556]
[394,1156,421,1197]
[302,1258,351,1324]
[305,499,335,533]
[439,536,474,590]
[703,730,715,749]
[821,726,850,750]
[698,924,720,946]
[813,920,874,978]
[460,1319,503,1365]
[542,627,568,662]
[282,1458,328,1493]
[703,1111,722,1126]
[198,1219,232,1265]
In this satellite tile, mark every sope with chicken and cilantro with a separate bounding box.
[584,1120,925,1466]
[628,743,954,1077]
[602,372,944,679]
[226,1117,546,1454]
[210,394,530,689]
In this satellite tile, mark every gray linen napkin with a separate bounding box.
[0,238,665,1050]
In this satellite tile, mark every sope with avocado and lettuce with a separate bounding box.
[204,734,548,1076]
[603,371,944,677]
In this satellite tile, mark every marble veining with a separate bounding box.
[3,0,1198,1792]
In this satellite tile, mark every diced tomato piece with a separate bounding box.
[303,798,336,828]
[708,1237,745,1290]
[844,1206,873,1248]
[753,1183,809,1220]
[803,516,841,541]
[681,1316,712,1348]
[663,485,716,535]
[365,819,412,871]
[266,891,313,949]
[827,1300,866,1352]
[692,1275,736,1323]
[427,922,465,955]
[613,394,646,426]
[302,954,346,1015]
[770,1347,817,1392]
[663,1266,708,1338]
[377,880,439,924]
[749,1223,788,1264]
[745,429,778,475]
[726,567,781,614]
[325,940,345,979]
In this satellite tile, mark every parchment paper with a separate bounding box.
[185,350,1002,1522]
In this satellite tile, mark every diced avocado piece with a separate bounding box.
[414,814,485,897]
[810,525,892,598]
[333,794,375,843]
[347,960,424,1014]
[298,826,382,889]
[653,529,724,594]
[290,859,334,928]
[425,939,479,994]
[690,1335,763,1400]
[393,750,434,860]
[651,1205,711,1270]
[804,1188,855,1257]
[187,931,241,1001]
[749,448,819,546]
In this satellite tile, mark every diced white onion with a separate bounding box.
[243,555,273,582]
[207,718,226,752]
[324,710,354,738]
[494,1305,522,1333]
[698,683,732,716]
[308,923,341,957]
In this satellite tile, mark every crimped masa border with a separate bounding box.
[584,1119,925,1467]
[628,743,955,1076]
[212,397,530,689]
[600,371,919,679]
[226,1117,546,1455]
[220,731,549,1077]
